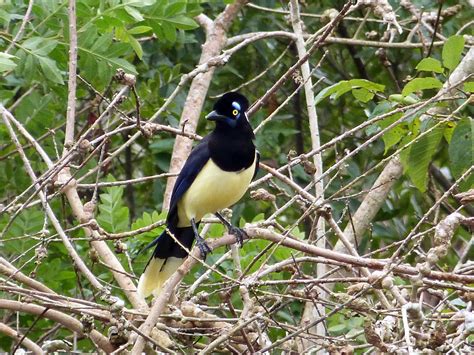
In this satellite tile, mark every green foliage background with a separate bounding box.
[0,0,473,351]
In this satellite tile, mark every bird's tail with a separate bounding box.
[137,226,195,298]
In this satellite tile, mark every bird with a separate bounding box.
[138,92,259,298]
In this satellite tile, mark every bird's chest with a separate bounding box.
[177,155,256,226]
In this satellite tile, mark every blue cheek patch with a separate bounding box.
[232,101,241,111]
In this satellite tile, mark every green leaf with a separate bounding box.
[127,33,143,59]
[329,323,347,333]
[407,122,444,192]
[79,44,137,76]
[0,52,17,72]
[0,8,11,26]
[150,138,175,153]
[125,0,156,7]
[125,5,144,21]
[315,81,351,103]
[165,2,186,17]
[128,25,152,35]
[130,210,166,248]
[449,117,473,179]
[348,79,385,92]
[415,57,444,73]
[442,35,465,70]
[402,77,442,97]
[443,121,455,143]
[351,87,374,103]
[23,37,58,56]
[97,182,130,233]
[464,82,474,92]
[378,113,405,153]
[167,15,198,30]
[315,79,384,104]
[38,56,63,84]
[161,21,177,42]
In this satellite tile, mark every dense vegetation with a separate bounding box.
[0,0,473,353]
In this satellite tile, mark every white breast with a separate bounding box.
[177,155,256,227]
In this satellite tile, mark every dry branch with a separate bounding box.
[0,300,114,353]
[163,0,250,209]
[0,322,43,355]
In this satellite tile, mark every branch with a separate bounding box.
[320,206,393,309]
[0,322,43,355]
[1,108,102,290]
[226,31,445,48]
[334,156,403,254]
[289,0,327,347]
[130,227,474,351]
[5,0,35,53]
[0,104,147,309]
[0,300,114,353]
[0,257,55,294]
[247,1,353,116]
[163,0,250,210]
[63,0,77,155]
[194,14,213,35]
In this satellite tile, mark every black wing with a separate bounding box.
[167,136,211,227]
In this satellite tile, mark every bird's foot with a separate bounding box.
[196,235,212,259]
[228,226,247,247]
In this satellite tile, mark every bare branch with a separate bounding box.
[0,300,114,353]
[0,322,43,355]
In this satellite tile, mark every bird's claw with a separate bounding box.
[196,236,212,259]
[229,226,247,247]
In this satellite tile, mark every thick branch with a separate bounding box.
[334,156,403,253]
[0,322,43,355]
[131,227,474,352]
[63,0,77,154]
[1,109,102,290]
[163,0,249,210]
[289,0,327,348]
[0,300,114,353]
[0,257,55,294]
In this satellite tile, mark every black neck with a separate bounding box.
[208,120,255,172]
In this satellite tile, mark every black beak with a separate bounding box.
[206,110,227,121]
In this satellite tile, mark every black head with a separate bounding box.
[206,92,250,128]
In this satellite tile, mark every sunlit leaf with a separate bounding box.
[402,77,442,96]
[415,57,444,73]
[442,35,465,70]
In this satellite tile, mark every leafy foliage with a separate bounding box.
[406,120,444,192]
[0,1,472,353]
[449,117,474,188]
[442,35,465,70]
[97,181,130,233]
[415,58,444,74]
[315,78,385,103]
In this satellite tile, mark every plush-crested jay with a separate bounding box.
[138,92,259,298]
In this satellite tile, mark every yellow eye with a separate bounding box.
[232,109,239,116]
